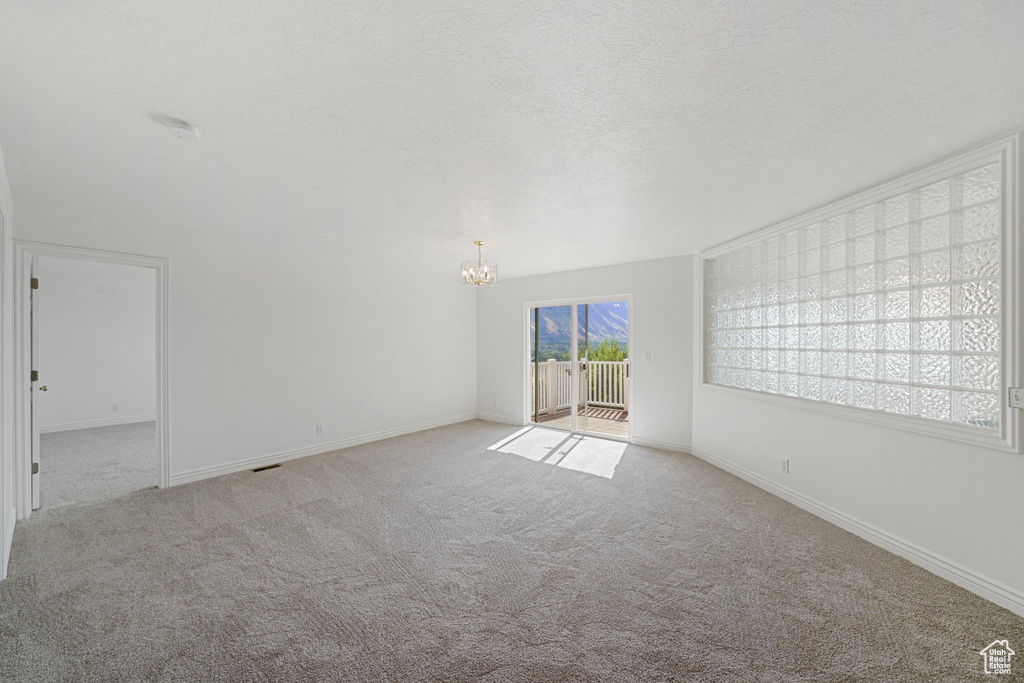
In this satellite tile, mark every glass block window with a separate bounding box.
[704,160,1002,430]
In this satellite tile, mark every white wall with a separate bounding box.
[477,256,693,449]
[37,259,156,431]
[0,143,13,580]
[14,201,478,482]
[692,282,1024,617]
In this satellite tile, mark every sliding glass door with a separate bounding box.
[529,299,630,439]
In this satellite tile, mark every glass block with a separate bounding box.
[823,351,846,377]
[747,287,762,308]
[913,250,951,284]
[783,231,800,255]
[957,318,999,353]
[824,270,848,297]
[912,388,951,422]
[959,162,1000,206]
[762,372,779,393]
[914,320,951,351]
[960,203,999,243]
[749,243,762,264]
[764,327,780,348]
[734,308,748,328]
[801,224,821,250]
[883,353,911,383]
[955,241,999,280]
[761,259,779,283]
[762,237,779,261]
[749,307,762,327]
[764,349,780,371]
[852,235,875,265]
[825,241,847,271]
[957,280,999,316]
[883,194,910,227]
[917,215,950,251]
[851,264,876,292]
[918,180,950,218]
[799,375,821,401]
[782,254,799,279]
[763,282,779,304]
[877,384,910,414]
[914,354,951,386]
[954,391,998,429]
[851,294,876,321]
[823,378,847,403]
[851,323,877,350]
[848,381,876,409]
[800,274,821,300]
[883,322,910,351]
[824,216,847,243]
[800,326,821,350]
[883,290,910,320]
[801,300,821,324]
[883,259,910,289]
[782,348,799,371]
[779,373,799,396]
[782,302,799,326]
[780,278,799,302]
[913,285,951,318]
[955,355,999,391]
[763,305,779,326]
[851,206,875,236]
[800,351,821,375]
[801,248,821,275]
[850,352,876,380]
[883,226,909,259]
[825,325,847,350]
[825,297,847,323]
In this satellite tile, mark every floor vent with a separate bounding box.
[251,464,281,473]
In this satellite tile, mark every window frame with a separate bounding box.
[698,135,1022,453]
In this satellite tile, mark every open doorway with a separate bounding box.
[32,258,157,509]
[527,296,631,440]
[14,242,169,518]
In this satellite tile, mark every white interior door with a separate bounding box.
[30,256,41,510]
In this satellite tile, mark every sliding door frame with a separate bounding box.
[522,293,633,442]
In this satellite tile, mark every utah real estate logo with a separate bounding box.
[980,639,1015,675]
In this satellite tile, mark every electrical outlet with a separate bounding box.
[644,352,652,363]
[781,459,789,474]
[111,403,119,412]
[315,424,323,435]
[1010,387,1024,409]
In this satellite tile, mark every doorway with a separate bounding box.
[14,242,169,518]
[527,296,631,440]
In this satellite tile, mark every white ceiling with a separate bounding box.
[1,1,1023,278]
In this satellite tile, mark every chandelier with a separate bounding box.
[461,240,498,287]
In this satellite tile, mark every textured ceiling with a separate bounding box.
[1,1,1023,278]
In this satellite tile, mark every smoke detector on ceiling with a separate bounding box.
[163,118,201,141]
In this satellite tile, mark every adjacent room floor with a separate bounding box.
[1,420,1020,681]
[39,421,156,509]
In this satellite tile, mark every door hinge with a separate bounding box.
[32,462,38,475]
[30,277,39,290]
[31,370,38,382]
[1010,387,1024,409]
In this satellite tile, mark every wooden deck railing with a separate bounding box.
[530,359,630,415]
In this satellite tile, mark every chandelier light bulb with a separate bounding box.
[461,240,498,287]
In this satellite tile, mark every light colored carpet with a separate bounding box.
[1,420,1020,681]
[39,422,156,509]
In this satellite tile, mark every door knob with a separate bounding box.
[39,386,47,391]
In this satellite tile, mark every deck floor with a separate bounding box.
[535,407,629,437]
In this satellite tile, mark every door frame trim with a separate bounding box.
[13,241,170,518]
[522,293,634,441]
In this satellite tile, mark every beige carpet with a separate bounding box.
[39,422,157,509]
[1,420,1020,681]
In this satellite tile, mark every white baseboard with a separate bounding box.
[629,436,691,453]
[2,505,14,582]
[169,413,479,487]
[688,445,1024,619]
[475,412,524,426]
[40,414,156,434]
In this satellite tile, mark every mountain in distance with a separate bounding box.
[532,301,628,360]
